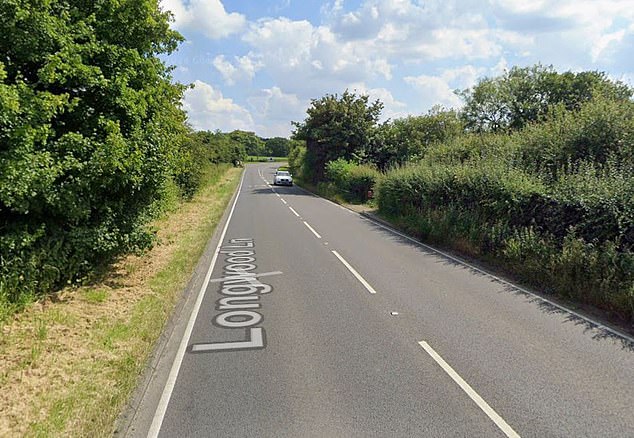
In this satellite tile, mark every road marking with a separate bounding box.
[418,341,520,438]
[147,170,246,438]
[281,198,287,205]
[208,270,283,283]
[275,192,280,197]
[362,216,634,346]
[303,221,322,239]
[288,206,300,217]
[331,250,377,294]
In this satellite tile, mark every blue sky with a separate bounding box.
[161,0,634,138]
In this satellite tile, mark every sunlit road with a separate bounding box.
[121,163,634,438]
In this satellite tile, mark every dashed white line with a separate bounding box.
[281,199,287,205]
[418,341,520,438]
[275,192,281,198]
[331,250,377,294]
[288,206,300,217]
[303,221,322,239]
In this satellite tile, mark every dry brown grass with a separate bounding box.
[0,166,242,437]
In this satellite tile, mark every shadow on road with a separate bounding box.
[358,214,634,352]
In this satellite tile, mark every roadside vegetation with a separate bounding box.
[290,65,634,324]
[0,165,242,436]
[0,1,289,320]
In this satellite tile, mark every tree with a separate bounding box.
[292,90,383,182]
[458,64,633,132]
[229,130,265,157]
[264,137,291,157]
[0,0,186,301]
[368,107,464,169]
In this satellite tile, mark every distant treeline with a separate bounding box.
[290,65,634,321]
[0,1,294,315]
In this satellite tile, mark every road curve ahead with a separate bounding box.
[123,163,634,438]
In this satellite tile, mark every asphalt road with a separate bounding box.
[121,163,634,438]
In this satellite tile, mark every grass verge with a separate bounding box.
[245,156,287,163]
[0,165,242,437]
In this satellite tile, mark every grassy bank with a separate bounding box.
[0,165,242,437]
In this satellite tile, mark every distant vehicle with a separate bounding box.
[273,170,293,186]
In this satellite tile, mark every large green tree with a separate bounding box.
[292,90,383,182]
[264,137,291,157]
[368,107,464,169]
[229,130,265,157]
[459,64,633,132]
[0,0,186,302]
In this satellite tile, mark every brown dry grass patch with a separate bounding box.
[0,166,242,437]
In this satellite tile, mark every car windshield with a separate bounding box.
[277,171,290,176]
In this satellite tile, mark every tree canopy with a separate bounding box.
[0,0,187,302]
[458,64,633,132]
[292,90,383,182]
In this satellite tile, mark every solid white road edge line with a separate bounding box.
[362,215,634,345]
[331,250,377,294]
[418,341,521,438]
[288,206,300,217]
[303,221,322,239]
[147,169,246,438]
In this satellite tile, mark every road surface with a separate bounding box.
[120,163,634,437]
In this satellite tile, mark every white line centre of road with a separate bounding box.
[331,250,377,294]
[281,198,287,204]
[303,221,322,239]
[288,206,300,217]
[418,341,520,438]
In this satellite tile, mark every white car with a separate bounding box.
[273,170,293,186]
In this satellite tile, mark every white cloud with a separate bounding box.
[248,87,308,137]
[183,80,254,131]
[213,54,263,85]
[591,30,627,62]
[404,74,464,110]
[240,17,393,97]
[212,55,237,85]
[348,82,407,121]
[161,0,245,39]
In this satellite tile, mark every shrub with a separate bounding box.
[325,159,381,203]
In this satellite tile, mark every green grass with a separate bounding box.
[246,156,288,162]
[0,165,243,437]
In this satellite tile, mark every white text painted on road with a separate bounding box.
[191,238,272,353]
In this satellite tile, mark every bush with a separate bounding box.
[377,156,634,320]
[325,159,381,203]
[517,96,634,178]
[0,0,186,310]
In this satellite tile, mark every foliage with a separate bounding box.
[0,0,187,307]
[264,137,291,157]
[369,107,464,169]
[292,90,383,182]
[458,64,632,132]
[377,94,634,319]
[287,139,307,180]
[324,158,382,203]
[516,95,634,177]
[229,130,264,157]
